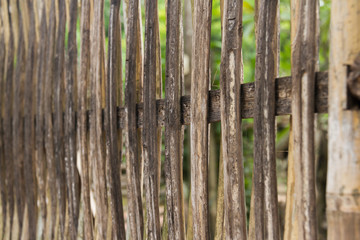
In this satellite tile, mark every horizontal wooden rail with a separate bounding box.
[10,71,328,129]
[121,71,328,128]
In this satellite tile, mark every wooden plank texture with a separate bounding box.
[164,0,186,239]
[219,0,247,239]
[291,0,318,239]
[190,1,212,239]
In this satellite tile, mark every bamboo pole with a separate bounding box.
[327,0,360,239]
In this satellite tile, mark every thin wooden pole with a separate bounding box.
[89,0,108,239]
[291,0,318,239]
[53,0,67,237]
[164,0,185,238]
[65,0,80,238]
[190,1,212,239]
[125,0,144,238]
[22,1,37,238]
[105,0,126,238]
[78,0,93,239]
[327,0,360,239]
[12,0,26,234]
[43,0,57,238]
[220,0,247,238]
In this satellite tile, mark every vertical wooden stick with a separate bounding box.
[327,0,360,239]
[220,0,247,238]
[164,0,185,238]
[23,1,38,238]
[125,0,144,238]
[190,1,212,239]
[79,1,93,239]
[253,0,280,239]
[291,0,318,239]
[105,0,126,238]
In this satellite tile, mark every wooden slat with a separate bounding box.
[220,0,247,239]
[89,0,108,239]
[124,0,144,238]
[164,0,185,238]
[190,1,212,239]
[22,1,37,238]
[253,0,280,239]
[143,0,161,238]
[65,0,80,238]
[291,0,318,239]
[105,0,126,239]
[78,0,93,239]
[43,0,57,238]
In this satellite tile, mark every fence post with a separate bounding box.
[327,0,360,239]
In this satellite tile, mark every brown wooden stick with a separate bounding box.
[89,0,108,239]
[291,0,318,239]
[125,0,144,238]
[43,1,57,238]
[220,0,247,238]
[65,0,80,238]
[105,0,126,239]
[164,0,186,238]
[143,0,161,238]
[78,1,93,239]
[34,6,48,239]
[12,0,26,234]
[253,0,280,239]
[190,1,212,239]
[22,1,37,238]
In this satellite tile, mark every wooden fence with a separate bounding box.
[0,0,359,240]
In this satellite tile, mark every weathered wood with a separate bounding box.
[34,6,48,239]
[78,0,93,239]
[253,0,280,239]
[2,1,15,236]
[143,0,161,238]
[43,0,57,238]
[291,0,318,239]
[65,0,80,238]
[164,0,186,238]
[115,72,328,129]
[327,0,360,239]
[0,11,7,238]
[124,0,144,238]
[12,0,26,234]
[220,0,247,238]
[22,1,37,238]
[89,0,108,239]
[105,0,126,239]
[190,0,212,239]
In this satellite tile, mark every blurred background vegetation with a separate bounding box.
[93,0,330,237]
